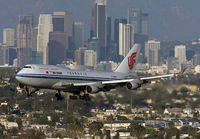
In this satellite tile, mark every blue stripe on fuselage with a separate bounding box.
[16,73,121,82]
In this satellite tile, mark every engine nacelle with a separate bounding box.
[85,85,99,94]
[126,81,140,90]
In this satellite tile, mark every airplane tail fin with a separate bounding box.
[115,44,141,74]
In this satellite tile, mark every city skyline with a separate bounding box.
[0,0,200,71]
[0,0,200,41]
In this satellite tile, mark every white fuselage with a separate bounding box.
[16,64,135,90]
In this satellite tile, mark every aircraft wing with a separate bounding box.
[140,74,174,80]
[102,74,174,84]
[53,74,174,88]
[52,74,174,92]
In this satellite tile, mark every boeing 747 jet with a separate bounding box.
[16,44,174,101]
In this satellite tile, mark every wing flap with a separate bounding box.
[102,79,134,84]
[140,74,174,80]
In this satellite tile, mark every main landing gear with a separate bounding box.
[55,91,63,101]
[79,93,91,101]
[55,91,91,101]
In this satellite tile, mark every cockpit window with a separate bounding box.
[23,66,32,69]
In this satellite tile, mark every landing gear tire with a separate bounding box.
[55,92,63,101]
[70,95,78,100]
[85,94,91,101]
[79,94,91,101]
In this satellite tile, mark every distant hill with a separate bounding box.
[0,0,200,41]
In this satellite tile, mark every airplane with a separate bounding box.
[15,44,174,101]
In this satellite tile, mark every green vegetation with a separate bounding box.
[1,69,200,138]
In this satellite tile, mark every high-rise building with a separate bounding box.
[141,13,149,35]
[193,54,200,66]
[52,11,73,59]
[37,14,53,64]
[128,8,142,34]
[174,45,186,65]
[74,47,97,67]
[87,38,100,62]
[127,8,148,45]
[114,18,127,59]
[145,40,160,66]
[106,17,111,44]
[167,57,179,71]
[53,11,72,35]
[119,23,131,58]
[90,8,95,38]
[3,28,15,46]
[73,22,84,50]
[84,50,97,67]
[74,47,87,65]
[32,27,38,51]
[93,0,107,61]
[17,14,34,67]
[48,32,67,65]
[0,46,8,65]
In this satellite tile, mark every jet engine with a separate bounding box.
[125,81,141,90]
[85,85,99,93]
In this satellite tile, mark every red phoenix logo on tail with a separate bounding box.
[128,52,137,70]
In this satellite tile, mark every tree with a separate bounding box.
[18,129,45,139]
[105,130,111,139]
[9,127,18,136]
[65,123,84,138]
[7,116,15,122]
[180,86,189,94]
[129,121,145,138]
[88,121,103,138]
[16,118,22,129]
[117,115,128,121]
[35,115,48,125]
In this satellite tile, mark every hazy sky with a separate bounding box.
[0,0,200,41]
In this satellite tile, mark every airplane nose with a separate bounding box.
[15,70,22,82]
[15,73,20,81]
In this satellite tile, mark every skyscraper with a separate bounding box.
[73,22,84,50]
[119,23,131,58]
[52,11,73,59]
[31,27,38,52]
[193,54,200,66]
[90,8,95,38]
[114,18,127,58]
[17,14,33,67]
[174,45,186,65]
[128,8,142,34]
[127,8,148,44]
[141,13,149,35]
[3,28,15,46]
[52,11,72,35]
[84,50,97,67]
[48,32,67,65]
[0,46,8,65]
[145,40,160,66]
[37,14,53,64]
[106,17,111,44]
[93,0,107,61]
[74,47,87,65]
